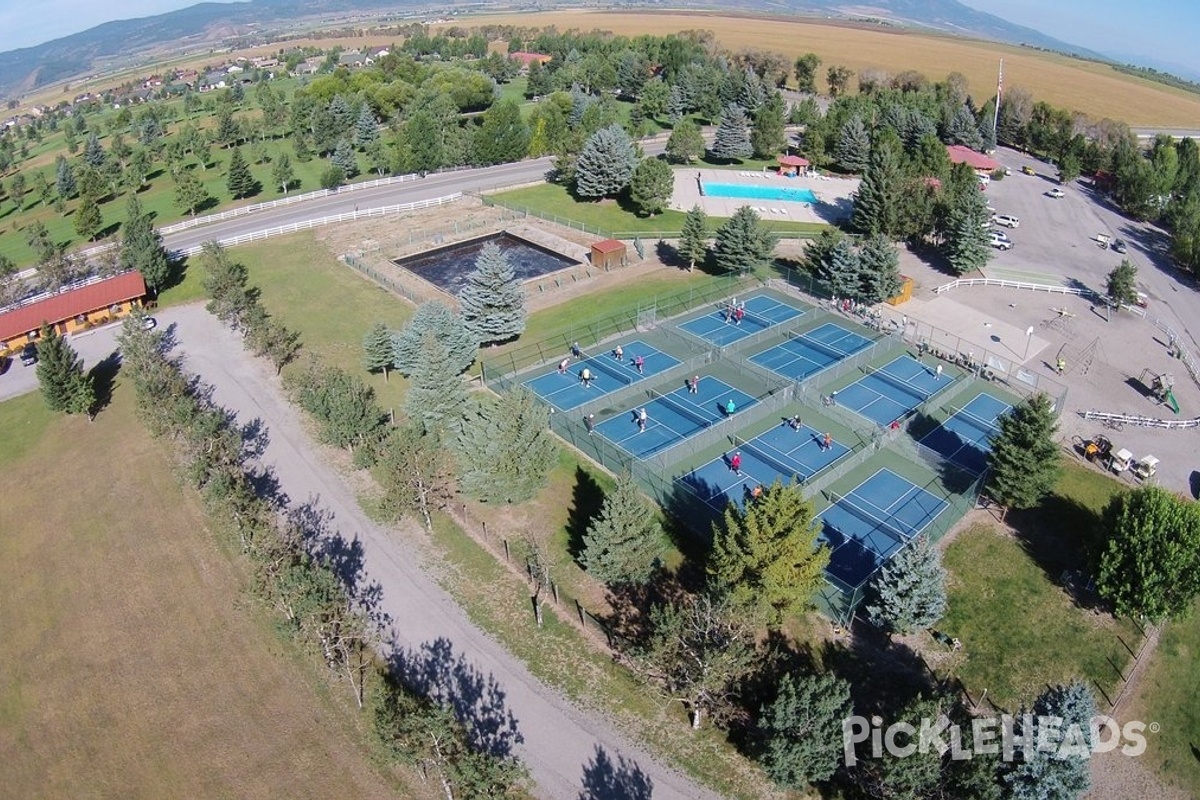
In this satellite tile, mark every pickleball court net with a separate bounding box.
[866,367,930,402]
[787,329,854,360]
[827,491,918,547]
[586,356,633,385]
[734,436,805,481]
[650,390,714,429]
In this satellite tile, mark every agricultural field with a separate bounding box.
[0,391,411,799]
[452,10,1200,127]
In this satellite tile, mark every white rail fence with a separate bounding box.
[1080,410,1200,430]
[173,193,464,257]
[933,277,1200,393]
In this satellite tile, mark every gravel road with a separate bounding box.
[165,304,719,800]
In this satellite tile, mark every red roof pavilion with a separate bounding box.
[946,145,1001,172]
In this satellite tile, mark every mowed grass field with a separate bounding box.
[450,11,1200,127]
[0,390,411,798]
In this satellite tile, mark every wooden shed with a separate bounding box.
[590,239,627,269]
[886,275,914,306]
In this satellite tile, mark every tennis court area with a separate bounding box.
[594,377,756,459]
[837,355,951,425]
[522,339,680,411]
[676,420,852,509]
[919,391,1012,474]
[749,322,875,382]
[821,468,949,589]
[677,294,806,347]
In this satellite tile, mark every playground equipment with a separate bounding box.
[1139,369,1180,413]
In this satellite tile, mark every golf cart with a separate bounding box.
[1131,455,1159,481]
[1109,448,1134,474]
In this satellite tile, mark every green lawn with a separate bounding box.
[489,183,825,237]
[942,463,1140,710]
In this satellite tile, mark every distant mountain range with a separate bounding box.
[0,0,1115,101]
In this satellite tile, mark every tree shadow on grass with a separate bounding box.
[577,744,653,800]
[821,621,938,719]
[1005,493,1107,610]
[87,350,121,416]
[566,466,605,561]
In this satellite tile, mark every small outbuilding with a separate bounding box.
[946,145,1001,174]
[590,239,628,269]
[777,154,810,177]
[886,275,914,306]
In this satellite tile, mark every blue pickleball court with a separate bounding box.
[918,391,1012,474]
[836,355,954,426]
[676,294,807,347]
[595,377,756,459]
[749,322,875,382]
[522,339,680,411]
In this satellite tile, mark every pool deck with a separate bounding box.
[670,168,860,225]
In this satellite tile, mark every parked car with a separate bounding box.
[1047,187,1064,198]
[1112,238,1128,254]
[989,232,1014,250]
[142,316,158,330]
[20,342,38,366]
[993,214,1020,228]
[1021,165,1036,176]
[991,229,1012,243]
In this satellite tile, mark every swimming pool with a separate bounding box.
[703,182,817,203]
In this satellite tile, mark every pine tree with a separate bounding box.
[574,124,638,199]
[708,480,830,623]
[819,237,860,298]
[226,147,256,198]
[73,194,103,241]
[835,115,871,172]
[120,195,171,291]
[856,234,904,305]
[666,85,687,125]
[866,535,947,634]
[1105,259,1138,307]
[458,388,558,503]
[405,331,470,437]
[472,100,530,167]
[362,321,396,381]
[1003,682,1096,800]
[272,152,296,194]
[83,132,106,167]
[392,302,477,378]
[677,205,709,271]
[751,93,787,159]
[580,473,665,585]
[629,157,674,216]
[331,138,359,179]
[354,105,379,150]
[665,118,705,164]
[35,324,94,418]
[942,176,993,275]
[987,393,1061,517]
[458,243,527,345]
[759,671,854,788]
[712,206,779,276]
[802,227,843,275]
[852,130,905,236]
[946,104,985,151]
[55,155,76,199]
[709,104,752,162]
[174,170,211,216]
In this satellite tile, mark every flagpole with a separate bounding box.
[992,58,1003,146]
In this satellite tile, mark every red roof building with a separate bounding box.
[777,154,811,176]
[507,51,552,69]
[0,271,147,351]
[946,145,1001,172]
[590,239,628,269]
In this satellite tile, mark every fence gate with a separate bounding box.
[637,307,657,331]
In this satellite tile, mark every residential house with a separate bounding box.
[0,271,147,354]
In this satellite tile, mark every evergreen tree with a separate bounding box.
[1097,486,1200,621]
[708,480,829,623]
[942,171,993,275]
[354,105,379,150]
[818,237,861,298]
[35,324,94,418]
[215,108,239,147]
[1002,682,1096,800]
[174,170,211,216]
[639,76,669,119]
[629,157,674,216]
[73,194,103,241]
[856,234,903,305]
[866,534,947,634]
[525,59,552,98]
[287,361,387,454]
[712,206,779,276]
[226,147,256,198]
[405,331,470,437]
[580,473,665,585]
[458,388,558,503]
[750,93,787,159]
[574,124,638,198]
[392,302,477,377]
[759,671,854,788]
[677,205,709,271]
[472,100,530,166]
[272,152,296,194]
[851,130,905,236]
[1105,259,1139,308]
[666,85,687,125]
[802,227,844,276]
[664,118,705,164]
[362,321,396,381]
[794,53,822,93]
[946,104,985,150]
[986,393,1061,517]
[120,195,171,291]
[331,138,359,179]
[709,104,752,162]
[404,112,444,173]
[8,172,26,211]
[200,242,255,328]
[457,242,527,345]
[835,115,871,172]
[55,155,76,199]
[83,132,106,167]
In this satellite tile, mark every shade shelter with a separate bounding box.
[777,154,810,177]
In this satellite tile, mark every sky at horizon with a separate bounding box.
[0,0,1195,78]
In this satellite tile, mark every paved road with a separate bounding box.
[27,304,716,800]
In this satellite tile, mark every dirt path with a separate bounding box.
[165,304,719,800]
